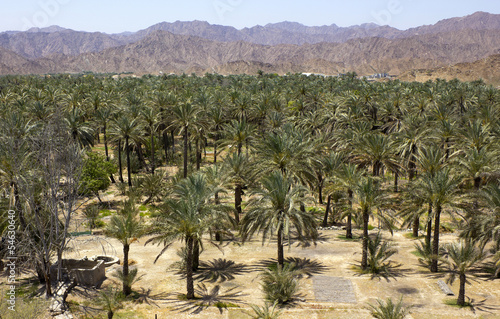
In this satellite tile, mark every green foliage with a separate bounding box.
[80,152,116,197]
[97,286,124,319]
[83,204,101,229]
[367,296,412,319]
[112,267,143,291]
[365,232,398,274]
[247,301,283,319]
[414,240,444,270]
[260,263,301,305]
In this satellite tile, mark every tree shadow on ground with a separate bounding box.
[351,261,412,282]
[286,231,330,246]
[458,297,500,315]
[194,258,252,283]
[254,257,329,278]
[167,283,247,314]
[471,261,500,280]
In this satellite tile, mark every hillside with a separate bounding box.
[19,29,497,77]
[399,54,500,85]
[0,12,499,80]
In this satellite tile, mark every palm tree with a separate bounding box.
[109,115,142,187]
[221,119,255,156]
[64,107,94,148]
[444,240,484,306]
[140,105,160,175]
[353,176,391,270]
[352,132,400,178]
[240,170,318,269]
[255,124,315,186]
[460,183,500,277]
[222,152,255,224]
[146,173,231,299]
[105,200,144,296]
[169,102,202,178]
[94,106,116,183]
[335,163,364,238]
[417,169,462,272]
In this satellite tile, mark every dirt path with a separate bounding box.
[65,229,500,319]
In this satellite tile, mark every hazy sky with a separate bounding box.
[1,0,499,33]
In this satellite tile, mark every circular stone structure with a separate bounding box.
[93,255,120,267]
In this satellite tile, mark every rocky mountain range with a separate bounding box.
[0,11,499,82]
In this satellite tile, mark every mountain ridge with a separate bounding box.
[0,11,499,82]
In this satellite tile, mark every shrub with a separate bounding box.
[247,301,283,319]
[366,232,398,274]
[367,296,412,319]
[260,263,300,305]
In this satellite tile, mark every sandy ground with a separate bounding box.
[63,228,500,319]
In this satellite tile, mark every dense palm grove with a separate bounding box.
[0,72,499,314]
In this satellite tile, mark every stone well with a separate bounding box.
[50,258,105,287]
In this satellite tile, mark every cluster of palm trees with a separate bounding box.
[1,72,499,308]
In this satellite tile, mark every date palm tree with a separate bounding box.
[445,240,484,306]
[169,102,202,178]
[140,105,160,175]
[240,170,318,269]
[109,115,142,187]
[418,169,462,272]
[353,176,391,270]
[105,199,145,296]
[146,172,232,299]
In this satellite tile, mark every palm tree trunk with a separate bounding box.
[161,130,169,162]
[431,205,441,272]
[151,127,155,175]
[183,126,188,178]
[235,184,242,224]
[322,195,331,227]
[412,216,420,238]
[171,129,175,158]
[103,126,115,183]
[426,204,432,247]
[361,209,369,270]
[193,241,200,271]
[118,139,124,183]
[123,243,130,296]
[195,138,201,170]
[346,189,353,239]
[394,171,399,192]
[373,161,380,177]
[473,176,481,209]
[277,224,284,270]
[186,237,195,299]
[213,131,219,164]
[126,137,132,187]
[317,172,323,205]
[458,273,466,306]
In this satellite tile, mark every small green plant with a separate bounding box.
[99,209,113,217]
[365,232,398,274]
[444,298,472,308]
[83,204,101,230]
[112,267,143,296]
[367,296,412,319]
[414,240,445,270]
[247,301,283,319]
[261,263,300,305]
[97,286,124,319]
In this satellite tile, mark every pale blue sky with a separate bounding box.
[1,0,499,33]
